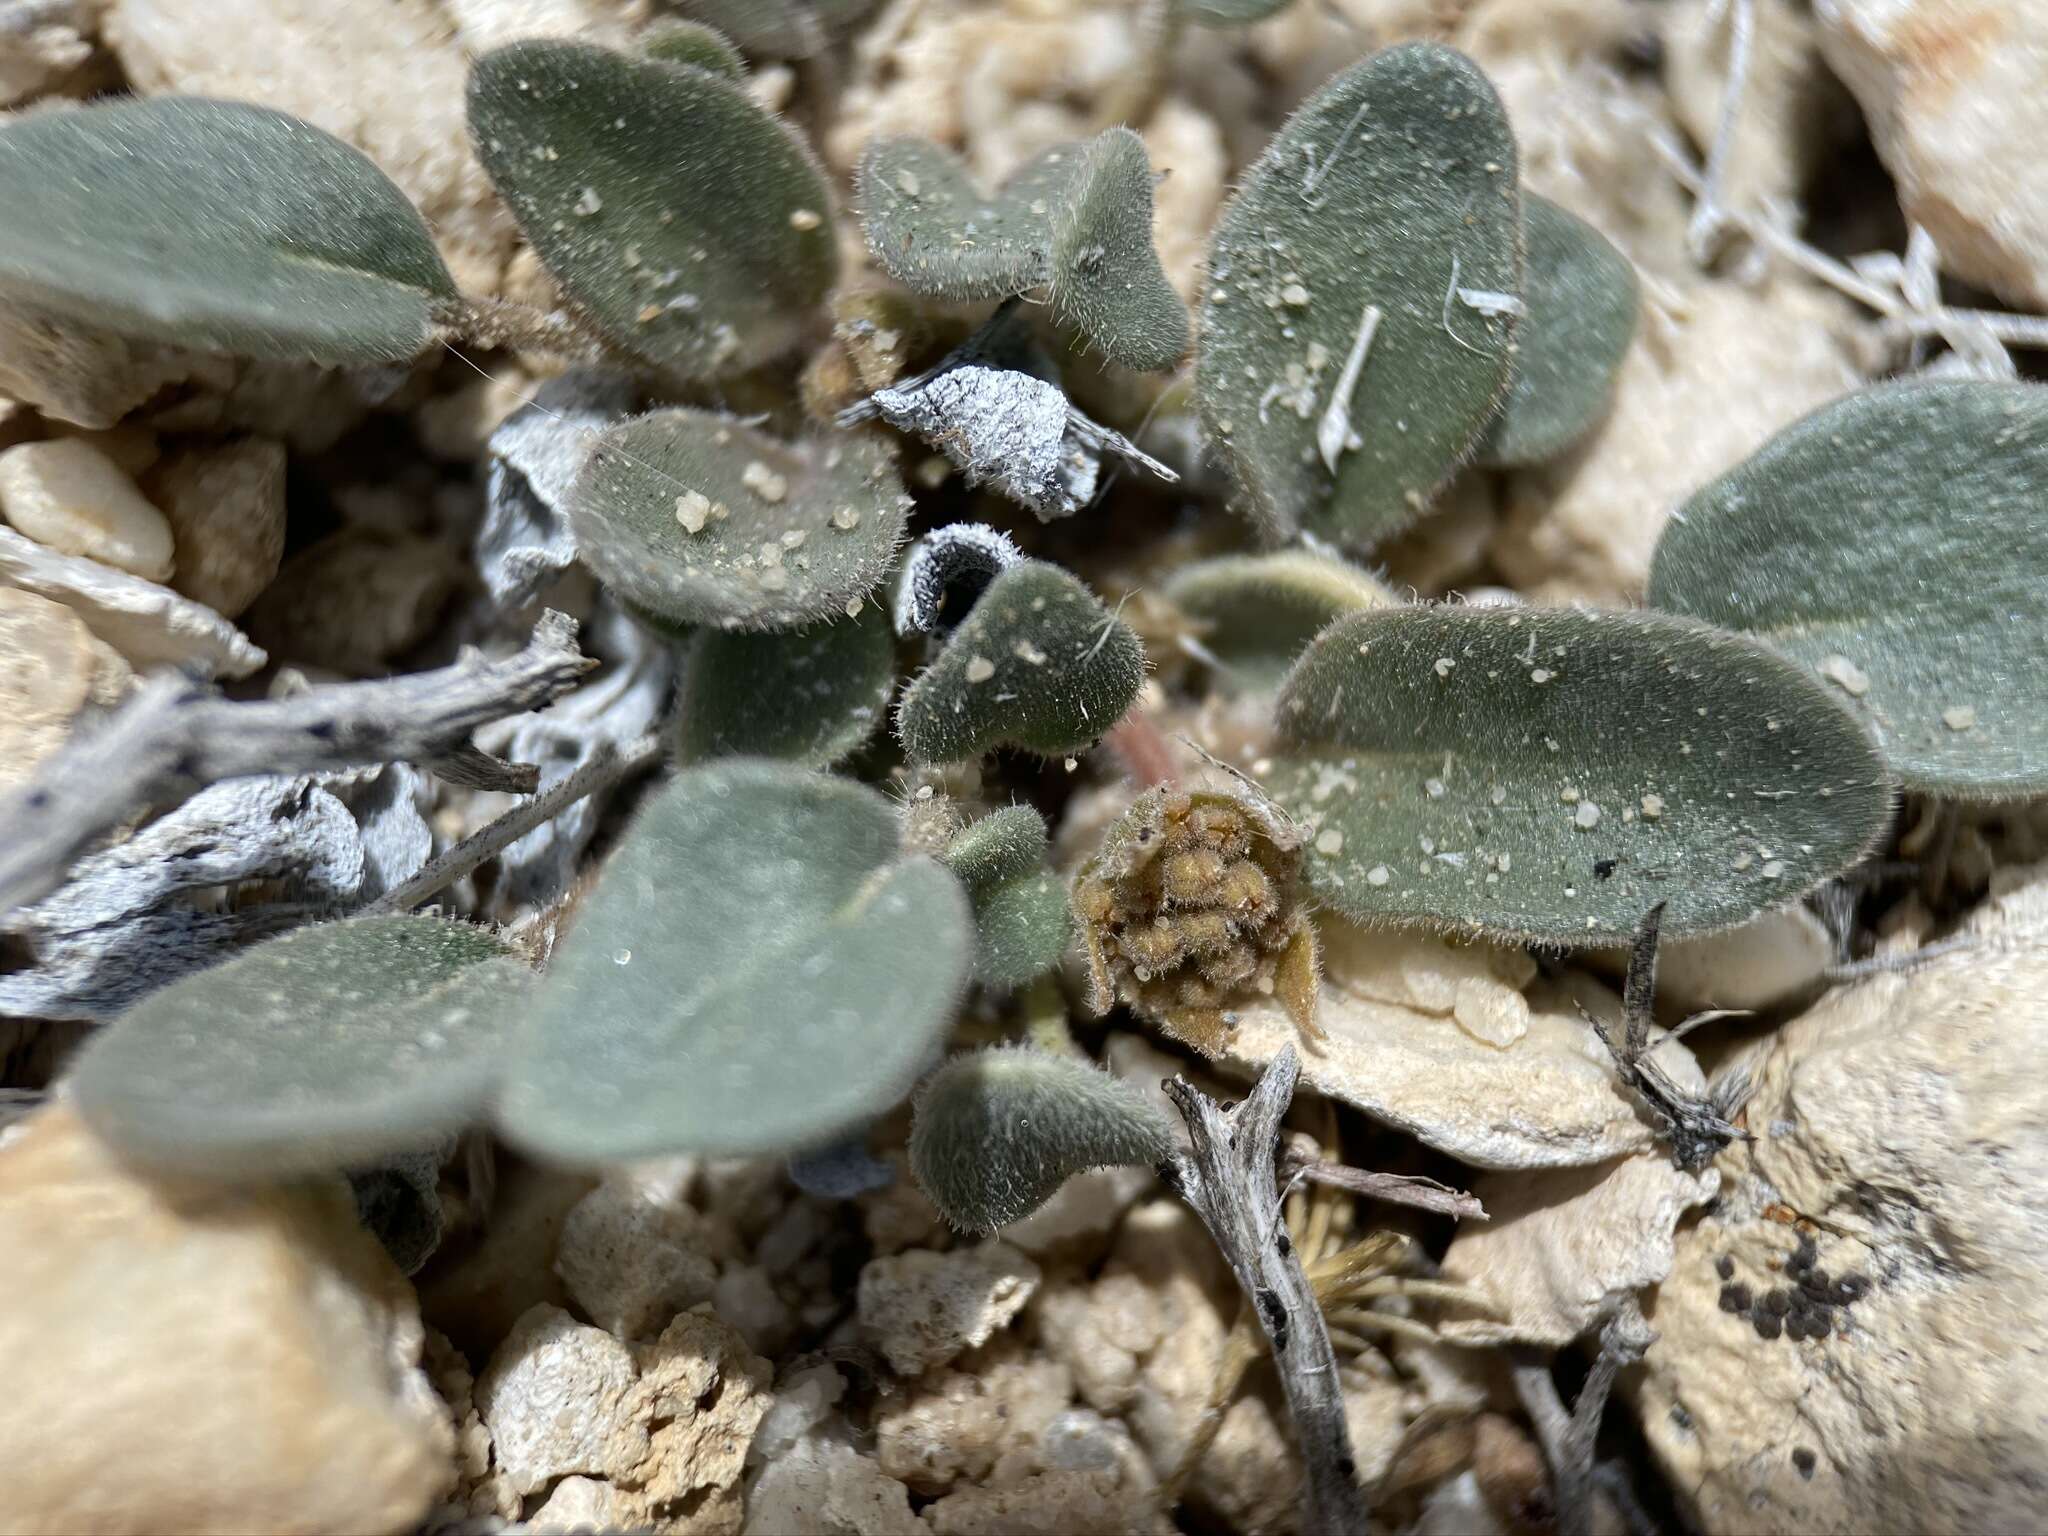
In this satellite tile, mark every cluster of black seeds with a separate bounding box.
[1715,1235,1871,1343]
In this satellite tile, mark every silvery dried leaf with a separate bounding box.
[894,523,1025,637]
[0,775,364,1021]
[477,370,637,608]
[333,762,434,905]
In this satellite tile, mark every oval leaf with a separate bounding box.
[0,98,455,364]
[1648,379,2048,798]
[910,1046,1176,1232]
[675,601,896,767]
[469,40,836,377]
[69,917,523,1175]
[642,19,748,76]
[858,130,1188,371]
[1194,43,1521,547]
[568,408,911,631]
[1265,606,1892,943]
[941,807,1073,987]
[896,560,1145,761]
[1163,548,1393,692]
[1478,194,1638,468]
[501,760,973,1161]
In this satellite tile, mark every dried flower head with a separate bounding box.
[1073,784,1321,1055]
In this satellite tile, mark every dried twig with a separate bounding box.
[367,732,664,915]
[1513,1302,1656,1536]
[1160,1045,1370,1534]
[0,611,594,920]
[1282,1148,1489,1223]
[1687,0,1756,263]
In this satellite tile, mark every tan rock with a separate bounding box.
[102,0,517,294]
[1193,1374,1411,1534]
[141,435,287,618]
[443,0,649,53]
[0,586,131,790]
[922,1468,1161,1536]
[744,1431,923,1536]
[555,1171,720,1340]
[0,524,265,677]
[0,1,93,106]
[425,1327,520,1523]
[0,1106,452,1536]
[1667,0,1843,216]
[44,421,162,478]
[858,1240,1042,1376]
[475,1304,642,1495]
[0,299,233,430]
[876,1337,1072,1494]
[1656,904,1833,1012]
[244,526,459,675]
[1635,864,2048,1532]
[1439,1153,1720,1347]
[1494,277,1868,605]
[0,437,175,580]
[1817,0,2048,307]
[418,1157,595,1363]
[1142,98,1228,304]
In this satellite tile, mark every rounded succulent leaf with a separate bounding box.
[501,760,973,1162]
[941,808,1072,987]
[675,601,896,768]
[858,130,1188,371]
[1177,0,1296,23]
[940,805,1050,891]
[1163,548,1393,692]
[642,19,748,76]
[567,408,912,631]
[69,917,524,1176]
[0,98,455,365]
[1265,605,1892,944]
[1478,194,1638,468]
[1194,43,1521,547]
[910,1047,1176,1231]
[896,560,1146,761]
[469,40,836,377]
[1649,379,2048,799]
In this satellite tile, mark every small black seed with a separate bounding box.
[1764,1289,1792,1316]
[1804,1267,1832,1294]
[1836,1273,1869,1303]
[1807,1308,1832,1338]
[1719,1283,1753,1313]
[1595,858,1617,879]
[1754,1311,1782,1340]
[1786,1314,1811,1341]
[1716,1255,1735,1280]
[1793,1447,1817,1479]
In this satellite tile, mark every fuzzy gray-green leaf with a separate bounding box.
[1194,43,1520,547]
[897,560,1145,761]
[0,98,455,364]
[1177,0,1295,24]
[568,408,911,631]
[469,40,835,377]
[858,131,1188,371]
[941,807,1072,987]
[1163,549,1392,692]
[1265,606,1891,944]
[675,602,896,767]
[1648,379,2048,798]
[69,917,524,1176]
[642,19,749,76]
[1478,194,1638,467]
[910,1047,1176,1231]
[501,760,972,1162]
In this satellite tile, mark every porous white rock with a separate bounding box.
[0,437,174,580]
[876,1337,1072,1493]
[475,1304,642,1495]
[143,435,287,618]
[1656,903,1833,1012]
[1635,864,2048,1532]
[555,1172,719,1340]
[858,1240,1041,1376]
[744,1430,924,1536]
[0,586,130,790]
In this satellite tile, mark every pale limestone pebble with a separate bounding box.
[922,1468,1169,1536]
[554,1172,720,1340]
[1635,862,2048,1533]
[748,1362,849,1468]
[1319,921,1538,1049]
[1377,472,1500,598]
[102,0,518,296]
[1459,0,1696,276]
[525,1475,631,1532]
[1021,1407,1158,1490]
[859,1147,953,1256]
[0,586,131,792]
[1494,276,1869,605]
[1193,1373,1411,1535]
[1817,0,2048,307]
[244,526,461,675]
[1141,98,1228,304]
[876,1336,1073,1494]
[1438,1153,1720,1348]
[0,299,235,430]
[0,1107,454,1536]
[1654,903,1833,1011]
[0,524,265,677]
[442,0,650,53]
[1000,1161,1156,1257]
[714,1262,798,1356]
[424,1327,522,1523]
[744,1430,924,1536]
[0,0,93,106]
[43,420,162,478]
[0,437,174,579]
[1666,0,1846,215]
[141,435,287,617]
[475,1304,643,1495]
[628,1311,773,1522]
[1221,942,1701,1169]
[1030,1266,1166,1418]
[859,1240,1042,1376]
[142,356,390,455]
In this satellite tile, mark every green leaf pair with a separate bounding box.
[938,807,1072,988]
[70,761,975,1173]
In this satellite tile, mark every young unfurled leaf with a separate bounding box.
[641,19,748,76]
[500,760,973,1162]
[1162,548,1393,692]
[671,0,870,58]
[1265,606,1892,944]
[896,560,1145,761]
[1177,0,1295,22]
[910,1046,1176,1232]
[1648,379,2048,798]
[567,408,911,631]
[857,130,1188,371]
[0,98,455,365]
[1478,194,1638,468]
[675,601,896,768]
[69,918,526,1176]
[940,807,1072,988]
[1194,44,1521,547]
[469,40,836,378]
